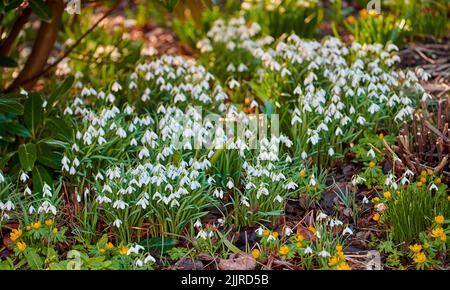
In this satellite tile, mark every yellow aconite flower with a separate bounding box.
[278,245,289,256]
[441,234,447,242]
[435,177,441,185]
[420,177,427,184]
[296,242,302,248]
[336,245,343,252]
[427,169,433,176]
[299,169,306,178]
[105,242,114,250]
[359,9,368,19]
[10,228,23,241]
[383,191,391,199]
[252,249,260,259]
[409,244,422,253]
[373,212,380,221]
[421,170,427,177]
[17,241,27,252]
[435,215,444,224]
[52,228,58,235]
[346,15,356,24]
[328,255,339,266]
[295,233,304,242]
[99,249,106,254]
[414,252,426,264]
[308,225,316,234]
[431,227,444,238]
[337,262,352,270]
[31,221,41,230]
[416,181,423,188]
[26,226,31,231]
[368,161,375,168]
[263,229,270,237]
[272,231,279,238]
[45,219,54,227]
[118,245,128,256]
[423,243,429,249]
[378,133,384,140]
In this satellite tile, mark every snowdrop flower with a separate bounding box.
[196,230,208,240]
[194,219,202,228]
[127,244,145,256]
[0,173,4,183]
[318,250,331,257]
[284,227,293,236]
[317,212,328,220]
[255,227,264,236]
[429,183,438,191]
[135,259,143,267]
[111,82,122,92]
[144,254,156,264]
[20,172,29,183]
[43,183,52,197]
[304,247,313,254]
[342,227,353,235]
[113,219,122,228]
[24,187,32,196]
[213,189,224,199]
[362,196,369,204]
[301,151,308,159]
[367,149,376,159]
[226,179,234,189]
[328,147,335,156]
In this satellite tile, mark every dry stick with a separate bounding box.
[6,0,122,92]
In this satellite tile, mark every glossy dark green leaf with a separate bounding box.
[5,122,31,138]
[0,94,24,115]
[48,76,75,107]
[5,0,22,12]
[0,56,18,68]
[0,151,16,170]
[18,143,37,171]
[24,93,43,135]
[29,0,52,22]
[45,117,73,140]
[37,143,60,169]
[32,165,52,193]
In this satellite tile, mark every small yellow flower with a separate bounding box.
[295,233,304,242]
[17,241,27,252]
[421,170,427,177]
[435,215,444,225]
[252,249,260,259]
[296,242,302,248]
[278,245,289,256]
[368,161,375,168]
[420,177,427,184]
[373,213,380,221]
[409,244,422,253]
[423,243,429,249]
[416,181,423,188]
[337,262,352,270]
[118,245,128,256]
[308,225,316,234]
[105,242,114,250]
[427,169,433,176]
[299,169,306,178]
[434,177,441,185]
[378,133,384,140]
[336,244,343,252]
[413,252,426,264]
[346,15,357,24]
[372,197,380,203]
[328,255,339,266]
[272,231,279,238]
[99,248,106,254]
[441,234,447,242]
[359,9,368,19]
[45,219,54,227]
[10,228,23,241]
[31,221,41,230]
[263,229,270,237]
[383,191,391,199]
[26,226,31,231]
[431,227,444,238]
[52,227,58,235]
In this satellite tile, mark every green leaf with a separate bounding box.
[139,237,177,254]
[45,117,73,140]
[0,151,16,170]
[160,0,180,12]
[0,94,24,115]
[37,142,61,169]
[5,122,31,138]
[29,0,52,22]
[0,56,18,68]
[18,143,37,171]
[5,0,22,12]
[24,93,43,136]
[24,248,44,270]
[32,165,52,193]
[48,76,74,107]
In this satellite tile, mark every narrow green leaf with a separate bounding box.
[24,93,43,136]
[24,248,43,270]
[32,165,52,193]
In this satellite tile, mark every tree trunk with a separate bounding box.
[7,0,65,91]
